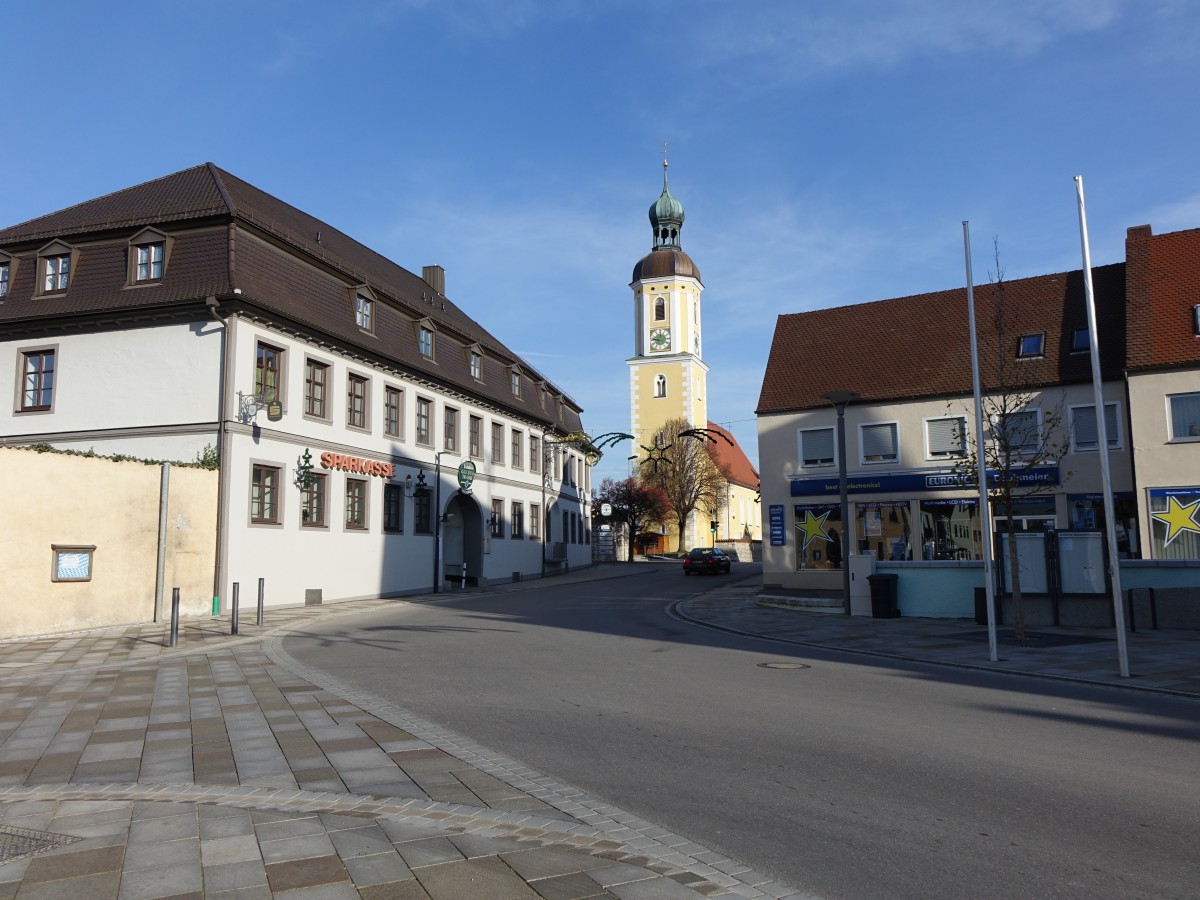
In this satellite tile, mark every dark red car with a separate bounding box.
[682,547,732,575]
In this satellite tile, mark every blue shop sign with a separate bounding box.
[769,505,786,545]
[790,466,1060,497]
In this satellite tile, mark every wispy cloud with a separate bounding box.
[683,0,1125,85]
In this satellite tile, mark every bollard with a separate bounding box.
[169,587,180,647]
[461,562,467,590]
[257,577,265,626]
[231,582,240,635]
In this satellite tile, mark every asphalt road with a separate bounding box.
[283,565,1200,900]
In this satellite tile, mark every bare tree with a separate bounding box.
[592,476,671,562]
[956,242,1070,640]
[639,417,731,552]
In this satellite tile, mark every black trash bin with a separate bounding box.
[867,574,899,618]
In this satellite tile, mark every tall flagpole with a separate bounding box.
[963,222,998,662]
[1074,176,1130,678]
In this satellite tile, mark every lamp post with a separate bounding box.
[822,390,859,616]
[432,451,446,594]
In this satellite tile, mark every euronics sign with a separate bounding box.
[789,467,1060,497]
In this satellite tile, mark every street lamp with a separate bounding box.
[822,390,859,616]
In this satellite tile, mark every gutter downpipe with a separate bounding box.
[209,294,232,617]
[210,218,239,616]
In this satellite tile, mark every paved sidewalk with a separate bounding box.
[0,566,806,900]
[676,579,1200,697]
[2,563,1196,899]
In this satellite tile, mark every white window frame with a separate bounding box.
[0,258,11,297]
[419,325,434,359]
[43,253,70,293]
[860,421,899,466]
[1168,392,1200,442]
[1069,402,1122,452]
[925,416,966,460]
[355,294,374,332]
[798,426,835,468]
[470,349,482,380]
[994,408,1042,456]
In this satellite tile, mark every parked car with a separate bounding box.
[682,547,732,575]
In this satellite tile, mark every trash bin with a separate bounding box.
[867,574,899,618]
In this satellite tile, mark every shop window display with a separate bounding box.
[1149,487,1200,560]
[919,498,982,560]
[855,501,912,560]
[794,503,842,570]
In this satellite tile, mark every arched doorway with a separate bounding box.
[442,492,484,587]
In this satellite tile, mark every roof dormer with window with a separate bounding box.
[417,317,436,360]
[37,240,78,297]
[127,227,173,286]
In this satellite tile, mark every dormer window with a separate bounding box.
[468,345,483,380]
[510,368,521,397]
[417,316,436,360]
[1070,327,1089,353]
[355,294,373,331]
[38,241,76,295]
[128,228,172,285]
[351,285,377,334]
[136,243,163,282]
[1016,333,1045,358]
[0,259,9,298]
[1193,305,1200,336]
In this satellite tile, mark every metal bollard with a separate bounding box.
[169,587,180,647]
[231,582,240,635]
[257,577,265,626]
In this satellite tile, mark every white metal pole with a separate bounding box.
[1074,176,1130,678]
[963,222,999,662]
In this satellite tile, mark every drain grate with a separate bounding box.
[757,662,812,669]
[0,824,82,864]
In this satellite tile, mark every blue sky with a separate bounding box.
[4,1,1197,485]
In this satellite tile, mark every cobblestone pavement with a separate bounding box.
[0,567,810,900]
[2,563,1196,898]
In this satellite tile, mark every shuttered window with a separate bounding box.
[927,417,965,458]
[799,427,834,467]
[1071,403,1120,451]
[861,422,898,463]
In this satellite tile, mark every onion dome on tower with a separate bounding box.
[631,160,701,283]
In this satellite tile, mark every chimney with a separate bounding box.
[422,265,445,296]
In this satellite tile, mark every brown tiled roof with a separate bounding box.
[757,264,1127,415]
[1125,224,1200,371]
[706,421,758,489]
[0,164,584,432]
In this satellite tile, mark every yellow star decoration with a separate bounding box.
[796,509,833,550]
[1151,495,1200,547]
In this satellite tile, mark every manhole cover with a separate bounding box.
[0,824,81,863]
[757,662,811,670]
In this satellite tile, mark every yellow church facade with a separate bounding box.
[626,161,761,553]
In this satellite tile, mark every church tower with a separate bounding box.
[628,160,708,452]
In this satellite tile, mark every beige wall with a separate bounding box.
[0,448,217,638]
[1127,371,1200,556]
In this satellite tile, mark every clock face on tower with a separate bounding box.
[649,328,671,352]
